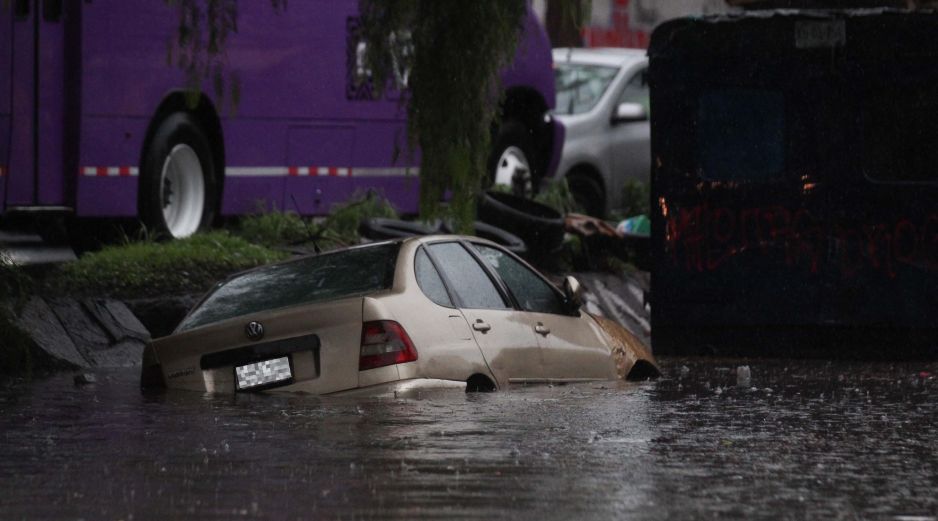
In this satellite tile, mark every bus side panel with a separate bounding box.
[6,3,35,207]
[80,1,181,119]
[72,0,557,219]
[282,125,354,215]
[75,1,179,217]
[220,0,415,215]
[0,5,11,210]
[501,6,556,108]
[75,116,153,216]
[219,119,288,215]
[35,1,69,206]
[226,0,401,122]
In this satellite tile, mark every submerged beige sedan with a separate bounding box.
[142,235,659,394]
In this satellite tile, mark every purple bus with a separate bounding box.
[0,1,561,238]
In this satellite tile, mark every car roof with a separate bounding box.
[552,47,647,68]
[403,234,499,248]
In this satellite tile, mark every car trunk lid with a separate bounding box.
[151,296,366,393]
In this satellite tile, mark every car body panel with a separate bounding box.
[370,245,495,385]
[553,48,650,214]
[462,307,545,387]
[152,296,365,393]
[525,311,617,381]
[145,235,658,394]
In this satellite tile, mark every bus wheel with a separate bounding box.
[140,113,217,239]
[488,120,536,197]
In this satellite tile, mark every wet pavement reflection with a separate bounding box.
[1,358,936,520]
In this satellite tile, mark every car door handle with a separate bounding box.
[535,323,550,336]
[472,320,491,333]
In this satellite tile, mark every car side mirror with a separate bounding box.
[563,276,584,311]
[611,102,648,124]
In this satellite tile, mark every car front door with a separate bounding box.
[424,241,545,387]
[470,243,616,382]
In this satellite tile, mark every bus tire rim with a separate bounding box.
[159,144,205,238]
[494,146,532,196]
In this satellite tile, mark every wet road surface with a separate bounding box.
[1,358,936,520]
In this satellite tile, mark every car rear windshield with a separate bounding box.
[554,63,619,115]
[177,242,400,331]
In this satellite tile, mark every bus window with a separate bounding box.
[697,89,785,182]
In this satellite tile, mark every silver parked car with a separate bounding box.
[143,236,659,395]
[553,48,650,217]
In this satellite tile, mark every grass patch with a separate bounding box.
[235,191,399,250]
[618,179,650,218]
[238,209,311,247]
[54,231,287,299]
[534,178,580,215]
[323,190,399,241]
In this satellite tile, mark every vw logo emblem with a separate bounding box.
[245,321,265,341]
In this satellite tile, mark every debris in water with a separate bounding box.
[736,366,751,387]
[73,373,97,385]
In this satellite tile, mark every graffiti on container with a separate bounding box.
[664,204,938,278]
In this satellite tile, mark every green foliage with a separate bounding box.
[359,0,527,227]
[534,178,580,215]
[234,191,398,250]
[324,190,399,242]
[57,231,286,298]
[238,208,312,247]
[620,179,650,218]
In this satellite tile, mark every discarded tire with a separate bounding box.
[359,218,441,240]
[477,191,564,255]
[441,220,527,257]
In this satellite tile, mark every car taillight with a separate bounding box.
[359,320,418,371]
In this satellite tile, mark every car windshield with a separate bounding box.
[554,62,619,115]
[177,242,400,331]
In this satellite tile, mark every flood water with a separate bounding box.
[1,358,936,520]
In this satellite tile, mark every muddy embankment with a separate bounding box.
[1,295,198,376]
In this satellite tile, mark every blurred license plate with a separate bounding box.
[235,356,292,390]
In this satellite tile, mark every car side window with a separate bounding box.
[414,248,453,308]
[472,244,567,315]
[617,68,650,115]
[427,243,508,310]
